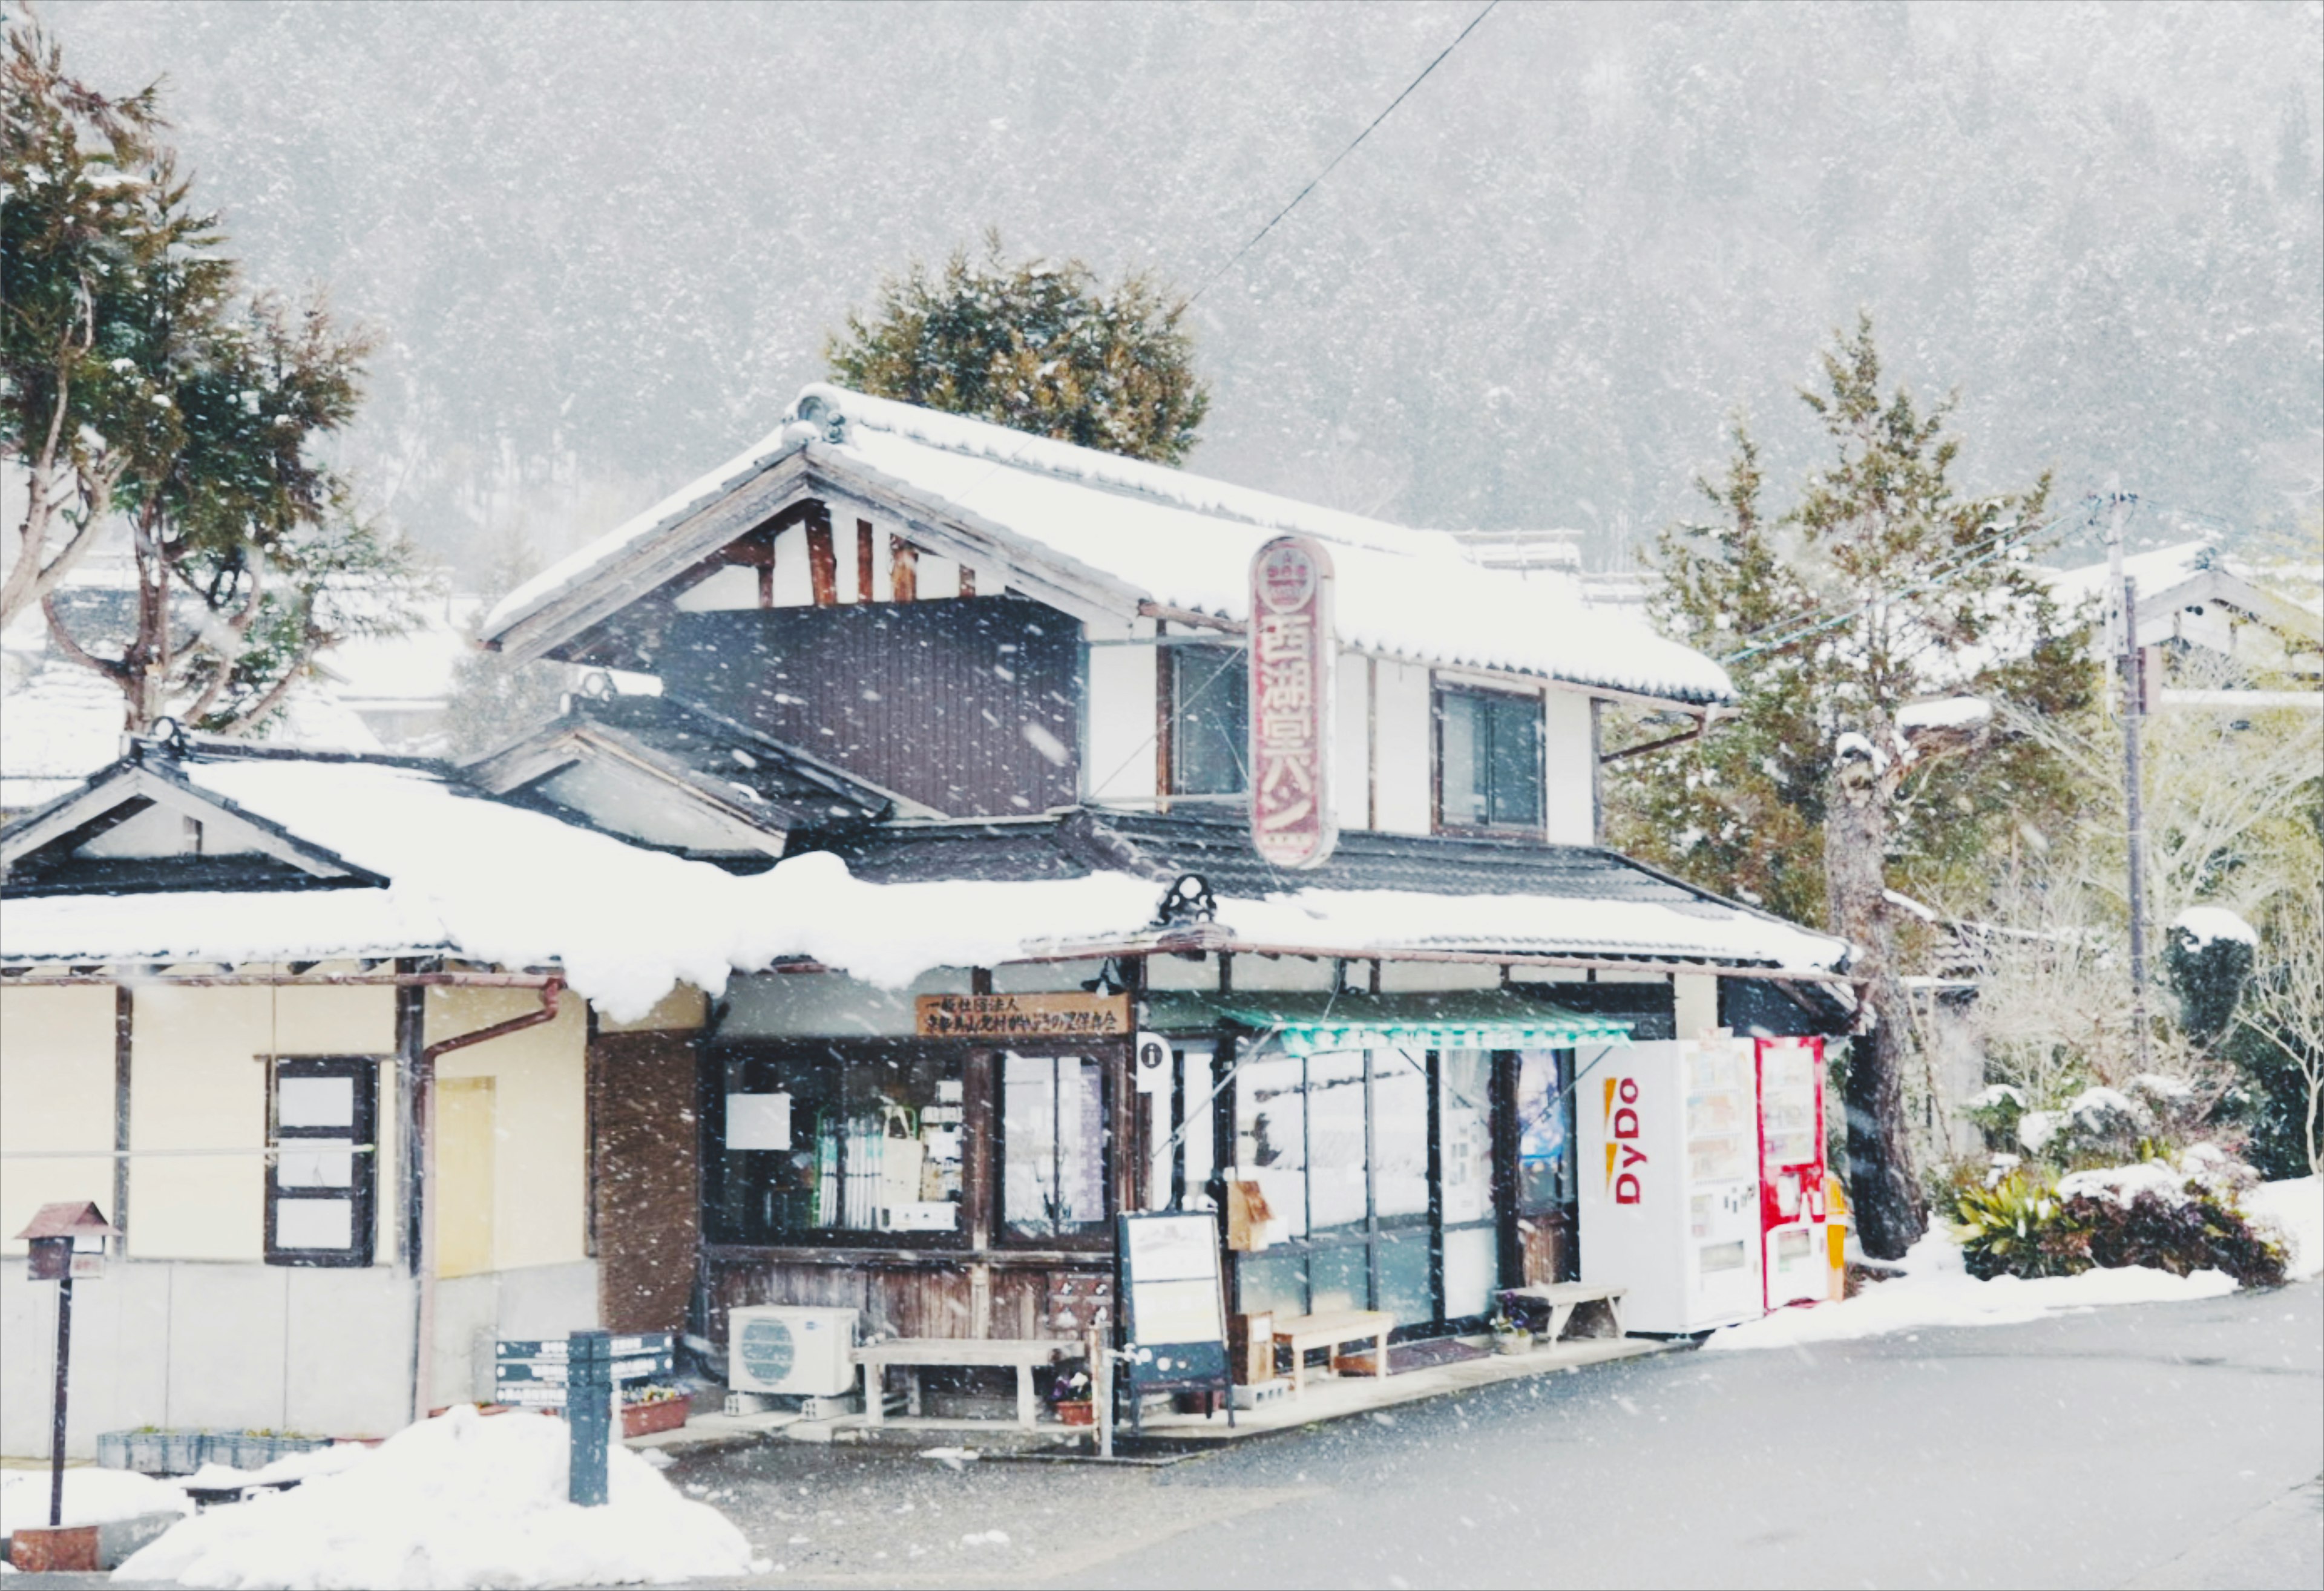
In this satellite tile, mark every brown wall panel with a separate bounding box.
[589,1031,701,1334]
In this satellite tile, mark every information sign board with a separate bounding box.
[1248,535,1336,868]
[915,992,1131,1040]
[1116,1212,1230,1402]
[493,1332,673,1408]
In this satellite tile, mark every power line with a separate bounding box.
[1184,0,1503,309]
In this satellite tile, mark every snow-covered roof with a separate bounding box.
[485,385,1734,706]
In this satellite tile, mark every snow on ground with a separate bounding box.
[1701,1229,2237,1352]
[116,1406,753,1590]
[2249,1175,2323,1279]
[0,1466,191,1534]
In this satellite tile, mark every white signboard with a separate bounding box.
[726,1092,792,1151]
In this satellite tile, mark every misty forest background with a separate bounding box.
[38,0,2323,584]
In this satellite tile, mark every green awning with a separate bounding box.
[1142,989,1632,1056]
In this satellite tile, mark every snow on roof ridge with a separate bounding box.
[792,383,1463,562]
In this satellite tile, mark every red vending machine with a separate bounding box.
[1755,1037,1828,1310]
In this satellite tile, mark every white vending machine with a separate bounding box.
[1578,1038,1766,1334]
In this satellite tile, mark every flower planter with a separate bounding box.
[10,1523,100,1573]
[160,1429,209,1475]
[1055,1401,1096,1427]
[1491,1331,1534,1357]
[621,1399,689,1439]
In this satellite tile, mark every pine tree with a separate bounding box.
[1609,315,2097,1258]
[827,232,1208,465]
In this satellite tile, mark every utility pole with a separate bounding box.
[2106,484,2153,1073]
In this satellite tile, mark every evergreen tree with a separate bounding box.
[1609,315,2096,1257]
[827,232,1208,465]
[4,19,430,733]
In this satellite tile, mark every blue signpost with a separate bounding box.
[489,1330,674,1508]
[565,1331,611,1507]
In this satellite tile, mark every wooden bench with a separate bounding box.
[1271,1310,1392,1396]
[1498,1283,1627,1342]
[853,1338,1070,1429]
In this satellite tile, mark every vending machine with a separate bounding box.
[1578,1038,1766,1335]
[1756,1037,1829,1311]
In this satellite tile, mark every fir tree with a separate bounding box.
[1609,315,2097,1258]
[827,232,1208,465]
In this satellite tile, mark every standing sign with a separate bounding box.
[494,1331,674,1408]
[1249,535,1336,868]
[1115,1212,1233,1430]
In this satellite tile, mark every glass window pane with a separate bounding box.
[1372,1051,1430,1221]
[1305,1052,1368,1233]
[1238,1250,1308,1321]
[1002,1053,1106,1239]
[1440,694,1486,826]
[1514,1049,1568,1213]
[275,1198,353,1250]
[1235,1056,1307,1239]
[1441,1224,1500,1322]
[1307,1241,1368,1316]
[1171,646,1248,795]
[277,1139,354,1189]
[1376,1227,1435,1326]
[278,1076,354,1129]
[1180,1048,1216,1213]
[712,1052,963,1242]
[1439,1049,1496,1224]
[1488,694,1543,827]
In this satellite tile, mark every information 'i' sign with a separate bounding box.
[1248,534,1337,868]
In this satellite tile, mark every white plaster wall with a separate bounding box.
[0,985,116,1256]
[1543,690,1596,845]
[1371,660,1434,835]
[1226,955,1336,992]
[1,1261,415,1457]
[1082,618,1158,805]
[1333,651,1368,832]
[1377,960,1503,992]
[1674,974,1719,1040]
[432,1259,602,1405]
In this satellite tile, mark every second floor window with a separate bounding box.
[1437,685,1543,833]
[1166,643,1249,796]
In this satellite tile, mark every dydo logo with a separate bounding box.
[1601,1075,1647,1204]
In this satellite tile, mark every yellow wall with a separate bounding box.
[594,982,707,1034]
[426,986,588,1273]
[0,985,118,1255]
[128,974,396,1262]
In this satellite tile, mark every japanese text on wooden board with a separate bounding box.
[915,992,1131,1039]
[1249,534,1337,868]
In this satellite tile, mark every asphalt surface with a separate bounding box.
[661,1276,2323,1590]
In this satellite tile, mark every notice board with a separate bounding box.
[1116,1212,1229,1396]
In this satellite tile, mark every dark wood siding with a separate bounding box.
[589,1030,701,1334]
[664,597,1080,818]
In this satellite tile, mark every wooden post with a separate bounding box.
[890,536,918,603]
[957,564,976,598]
[806,511,837,606]
[2124,574,2152,1075]
[48,1273,71,1527]
[856,520,876,603]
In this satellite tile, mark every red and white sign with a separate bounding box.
[1248,536,1336,868]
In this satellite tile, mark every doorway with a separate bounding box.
[435,1077,495,1279]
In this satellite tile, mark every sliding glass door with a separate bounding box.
[1234,1047,1501,1336]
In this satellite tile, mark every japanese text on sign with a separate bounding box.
[1249,536,1336,868]
[916,992,1131,1039]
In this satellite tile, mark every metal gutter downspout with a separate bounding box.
[412,977,565,1422]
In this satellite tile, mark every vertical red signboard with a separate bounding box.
[1249,535,1337,868]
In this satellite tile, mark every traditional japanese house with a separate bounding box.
[473,384,1854,1366]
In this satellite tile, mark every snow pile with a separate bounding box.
[2056,1160,2188,1206]
[1897,696,1992,733]
[0,1467,190,1534]
[2248,1176,2323,1279]
[1702,1229,2236,1353]
[2170,905,2258,951]
[178,1442,373,1494]
[116,1406,751,1590]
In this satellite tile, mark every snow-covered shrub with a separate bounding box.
[2048,1085,2155,1162]
[1965,1084,2027,1153]
[1947,1155,2285,1286]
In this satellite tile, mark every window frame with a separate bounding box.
[992,1048,1116,1252]
[1159,640,1250,801]
[703,1038,973,1253]
[1433,681,1547,837]
[265,1055,379,1268]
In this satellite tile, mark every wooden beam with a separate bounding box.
[856,519,876,603]
[957,562,976,599]
[806,508,837,606]
[890,536,918,603]
[1599,718,1709,766]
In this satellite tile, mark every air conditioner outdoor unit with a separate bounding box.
[729,1305,858,1397]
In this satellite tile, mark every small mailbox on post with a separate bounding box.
[16,1202,119,1543]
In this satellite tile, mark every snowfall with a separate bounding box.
[6,1406,758,1589]
[1704,1174,2322,1353]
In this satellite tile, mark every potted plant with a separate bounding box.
[1489,1313,1534,1356]
[620,1385,689,1438]
[1049,1367,1095,1426]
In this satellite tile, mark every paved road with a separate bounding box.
[669,1276,2322,1590]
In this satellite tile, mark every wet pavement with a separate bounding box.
[655,1275,2322,1589]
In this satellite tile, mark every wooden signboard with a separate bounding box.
[1249,535,1337,869]
[1116,1212,1232,1428]
[494,1333,673,1408]
[915,991,1130,1040]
